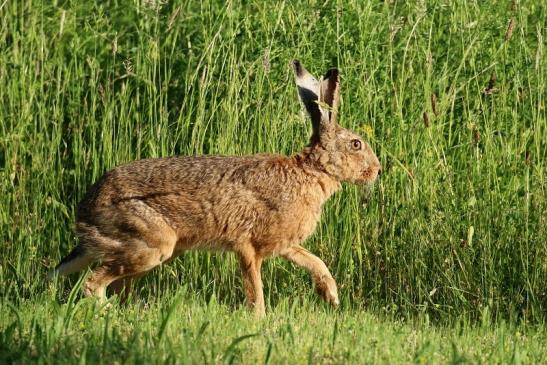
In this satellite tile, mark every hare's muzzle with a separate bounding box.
[364,152,381,183]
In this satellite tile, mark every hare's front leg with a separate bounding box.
[281,245,339,306]
[237,247,265,318]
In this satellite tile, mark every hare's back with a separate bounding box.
[76,154,297,219]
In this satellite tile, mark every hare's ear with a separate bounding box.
[319,68,340,125]
[292,60,322,145]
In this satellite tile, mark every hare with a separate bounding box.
[49,60,381,317]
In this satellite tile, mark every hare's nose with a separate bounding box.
[377,166,382,176]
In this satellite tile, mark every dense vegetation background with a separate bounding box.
[0,0,545,363]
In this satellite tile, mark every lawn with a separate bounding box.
[0,0,545,363]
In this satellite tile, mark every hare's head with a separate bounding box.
[293,60,381,184]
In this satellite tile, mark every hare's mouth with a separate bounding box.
[360,168,379,184]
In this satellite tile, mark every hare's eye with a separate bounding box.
[351,139,362,150]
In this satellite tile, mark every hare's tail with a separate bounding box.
[47,244,93,280]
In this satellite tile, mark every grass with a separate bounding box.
[0,0,545,363]
[2,294,547,364]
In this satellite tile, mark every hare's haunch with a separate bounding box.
[49,61,381,317]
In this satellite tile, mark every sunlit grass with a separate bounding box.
[2,293,547,364]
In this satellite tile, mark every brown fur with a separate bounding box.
[50,61,381,316]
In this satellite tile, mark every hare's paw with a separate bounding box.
[315,276,339,307]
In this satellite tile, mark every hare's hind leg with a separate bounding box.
[108,251,183,301]
[108,271,149,302]
[281,245,339,306]
[83,235,176,300]
[108,275,136,302]
[82,202,178,300]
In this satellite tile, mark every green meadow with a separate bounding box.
[0,0,545,363]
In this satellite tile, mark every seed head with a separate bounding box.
[423,111,430,128]
[505,18,515,41]
[431,93,438,116]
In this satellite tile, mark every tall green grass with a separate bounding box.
[0,0,545,326]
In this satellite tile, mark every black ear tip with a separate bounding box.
[324,68,339,79]
[292,60,304,76]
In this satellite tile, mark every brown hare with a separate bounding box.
[49,60,381,317]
